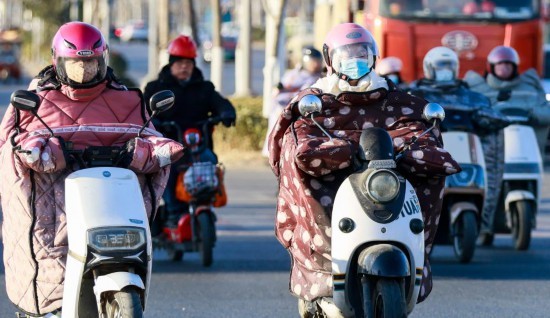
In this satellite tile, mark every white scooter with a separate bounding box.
[297,95,445,317]
[485,106,543,250]
[439,105,487,263]
[10,89,175,318]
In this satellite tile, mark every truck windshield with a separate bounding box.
[380,0,539,21]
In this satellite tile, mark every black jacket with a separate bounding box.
[143,65,236,145]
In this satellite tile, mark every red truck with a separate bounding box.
[362,0,547,82]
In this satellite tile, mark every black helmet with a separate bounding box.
[301,46,323,73]
[302,46,322,60]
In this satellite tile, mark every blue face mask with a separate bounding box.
[434,69,454,82]
[339,58,371,80]
[340,58,371,79]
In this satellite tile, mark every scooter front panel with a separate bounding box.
[331,178,424,314]
[503,124,543,211]
[64,167,152,313]
[332,180,424,270]
[65,168,149,245]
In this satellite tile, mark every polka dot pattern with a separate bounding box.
[267,87,460,301]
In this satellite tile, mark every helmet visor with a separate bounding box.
[432,60,457,71]
[331,42,377,73]
[56,55,107,87]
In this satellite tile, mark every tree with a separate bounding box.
[22,0,70,63]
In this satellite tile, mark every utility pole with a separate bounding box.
[210,0,224,91]
[147,0,159,82]
[235,0,252,96]
[82,0,93,24]
[262,0,287,117]
[185,0,200,48]
[70,0,81,21]
[99,0,111,40]
[158,0,170,67]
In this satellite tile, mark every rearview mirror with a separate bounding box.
[149,90,175,113]
[10,90,41,112]
[422,103,445,123]
[298,94,323,117]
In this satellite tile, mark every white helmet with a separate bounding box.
[423,46,459,82]
[376,56,403,76]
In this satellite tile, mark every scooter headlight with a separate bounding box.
[88,227,146,251]
[365,170,400,203]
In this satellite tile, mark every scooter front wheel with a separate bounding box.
[362,277,406,318]
[105,287,143,318]
[511,200,533,250]
[452,210,477,263]
[198,212,215,267]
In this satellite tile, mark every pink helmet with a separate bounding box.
[487,45,519,77]
[462,2,479,15]
[52,21,109,87]
[322,23,379,78]
[376,56,403,76]
[481,0,496,12]
[487,46,520,66]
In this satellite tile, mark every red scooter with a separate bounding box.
[153,118,227,267]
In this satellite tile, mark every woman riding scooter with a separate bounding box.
[0,22,183,317]
[464,46,550,244]
[268,23,461,317]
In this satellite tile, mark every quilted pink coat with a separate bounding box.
[0,81,183,315]
[268,82,461,304]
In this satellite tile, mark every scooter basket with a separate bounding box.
[183,162,219,195]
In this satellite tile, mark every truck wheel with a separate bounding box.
[511,200,532,250]
[105,287,143,318]
[452,210,477,263]
[198,212,214,267]
[362,278,406,318]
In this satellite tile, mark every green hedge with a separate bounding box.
[213,96,268,152]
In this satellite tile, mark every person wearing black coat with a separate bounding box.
[143,35,236,224]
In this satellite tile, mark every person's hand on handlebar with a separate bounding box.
[219,111,236,128]
[115,138,136,168]
[14,135,68,173]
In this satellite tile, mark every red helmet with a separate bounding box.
[168,35,197,59]
[51,21,108,87]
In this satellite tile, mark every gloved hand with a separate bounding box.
[220,115,236,128]
[473,108,510,133]
[15,135,67,172]
[116,138,136,168]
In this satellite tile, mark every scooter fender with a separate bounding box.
[449,202,479,225]
[504,190,536,212]
[504,190,536,228]
[357,244,410,277]
[93,271,145,304]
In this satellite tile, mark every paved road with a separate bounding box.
[1,158,549,317]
